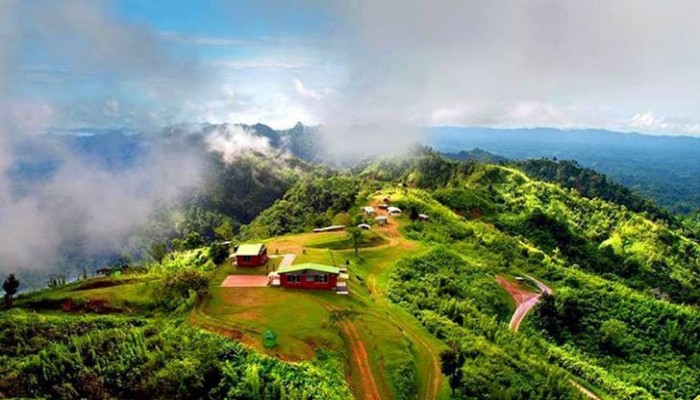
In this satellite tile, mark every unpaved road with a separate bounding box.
[498,275,601,399]
[339,320,383,400]
[496,276,547,332]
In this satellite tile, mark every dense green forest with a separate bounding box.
[430,126,700,214]
[3,144,700,399]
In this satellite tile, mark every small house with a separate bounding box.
[418,213,429,221]
[234,243,269,267]
[362,206,376,215]
[387,206,402,216]
[357,223,371,230]
[277,263,340,290]
[378,203,389,209]
[375,216,388,226]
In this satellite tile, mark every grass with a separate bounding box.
[17,275,157,311]
[197,286,357,360]
[305,230,389,250]
[15,202,450,399]
[195,222,451,399]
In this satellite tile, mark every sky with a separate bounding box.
[2,0,700,135]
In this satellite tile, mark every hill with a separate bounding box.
[428,126,700,214]
[3,143,700,399]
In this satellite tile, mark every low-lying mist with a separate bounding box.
[0,124,283,287]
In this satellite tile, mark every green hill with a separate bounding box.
[2,151,699,399]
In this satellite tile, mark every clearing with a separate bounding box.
[194,194,449,399]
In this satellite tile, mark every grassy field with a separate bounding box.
[14,193,451,399]
[194,214,451,400]
[16,275,157,312]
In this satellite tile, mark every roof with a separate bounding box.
[278,263,340,275]
[234,243,265,256]
[387,206,402,213]
[312,225,346,233]
[363,206,375,212]
[375,216,388,220]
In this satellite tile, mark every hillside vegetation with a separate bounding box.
[2,149,700,399]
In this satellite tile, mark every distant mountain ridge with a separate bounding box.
[428,126,700,213]
[29,123,700,216]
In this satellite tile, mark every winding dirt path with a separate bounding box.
[496,276,545,332]
[367,275,442,400]
[497,275,601,400]
[339,320,383,400]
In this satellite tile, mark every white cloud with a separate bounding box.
[215,59,307,70]
[159,31,250,47]
[204,125,273,163]
[627,111,700,136]
[307,0,700,135]
[293,78,324,100]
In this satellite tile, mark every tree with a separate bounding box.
[183,232,204,250]
[600,318,629,355]
[440,345,464,394]
[210,242,229,265]
[148,242,168,263]
[3,274,20,308]
[347,227,362,256]
[214,219,234,241]
[164,269,209,300]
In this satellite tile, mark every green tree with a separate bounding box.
[2,274,20,308]
[164,269,209,301]
[183,232,204,250]
[347,227,362,256]
[210,242,230,265]
[214,219,234,241]
[148,242,168,263]
[600,318,629,355]
[440,346,463,394]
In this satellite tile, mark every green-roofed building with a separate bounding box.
[233,243,268,267]
[278,263,341,290]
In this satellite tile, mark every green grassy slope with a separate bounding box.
[2,151,700,399]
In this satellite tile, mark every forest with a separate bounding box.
[2,141,700,399]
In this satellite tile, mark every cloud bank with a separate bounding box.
[0,1,212,276]
[307,0,700,135]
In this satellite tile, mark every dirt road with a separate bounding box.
[497,275,601,399]
[496,276,546,332]
[339,320,383,400]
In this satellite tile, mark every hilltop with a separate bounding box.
[2,149,699,399]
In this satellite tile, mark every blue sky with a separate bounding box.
[3,0,700,135]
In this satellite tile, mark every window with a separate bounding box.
[315,274,329,283]
[306,274,315,282]
[286,274,300,283]
[242,255,251,262]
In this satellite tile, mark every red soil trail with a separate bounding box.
[339,321,383,400]
[496,275,551,332]
[498,276,601,399]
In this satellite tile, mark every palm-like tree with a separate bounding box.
[3,274,20,308]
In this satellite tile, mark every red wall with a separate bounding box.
[235,249,268,267]
[280,272,338,290]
